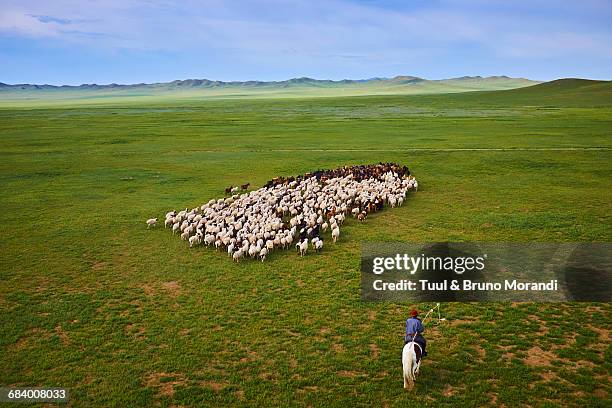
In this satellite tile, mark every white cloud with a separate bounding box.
[0,0,610,63]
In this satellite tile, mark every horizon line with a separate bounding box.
[0,74,551,88]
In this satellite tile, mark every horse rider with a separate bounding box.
[405,309,427,357]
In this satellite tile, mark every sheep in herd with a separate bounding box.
[331,227,340,243]
[312,237,324,252]
[153,163,417,261]
[297,239,308,257]
[146,218,158,228]
[322,222,329,233]
[189,233,201,248]
[233,249,244,262]
[260,247,268,262]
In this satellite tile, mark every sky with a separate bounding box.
[0,0,611,85]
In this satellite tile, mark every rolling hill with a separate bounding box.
[415,78,612,108]
[0,75,539,106]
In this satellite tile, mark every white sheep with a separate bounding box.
[233,249,244,262]
[146,218,158,228]
[331,227,340,243]
[189,234,201,248]
[297,239,308,257]
[259,247,268,262]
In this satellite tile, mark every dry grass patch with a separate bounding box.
[370,343,380,359]
[8,328,50,351]
[200,380,228,392]
[125,323,146,339]
[161,281,181,297]
[92,261,107,271]
[593,389,608,398]
[473,344,486,360]
[338,370,363,378]
[145,372,187,397]
[54,325,70,345]
[142,283,156,296]
[331,343,344,353]
[442,384,455,397]
[523,346,557,367]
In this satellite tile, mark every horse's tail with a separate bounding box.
[402,343,416,389]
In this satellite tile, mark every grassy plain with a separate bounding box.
[0,80,611,406]
[0,76,538,108]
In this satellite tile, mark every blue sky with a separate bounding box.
[1,0,611,85]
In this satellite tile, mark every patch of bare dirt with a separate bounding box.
[297,385,319,394]
[142,284,156,296]
[145,372,187,397]
[539,371,559,382]
[593,389,608,398]
[473,344,486,360]
[125,323,146,338]
[201,380,228,392]
[574,360,596,369]
[92,261,107,271]
[442,384,455,397]
[449,319,478,326]
[331,343,344,353]
[9,328,50,351]
[523,346,557,367]
[179,328,191,336]
[258,371,279,381]
[338,370,361,378]
[370,343,380,359]
[161,281,181,297]
[528,314,550,335]
[587,324,610,342]
[54,325,70,345]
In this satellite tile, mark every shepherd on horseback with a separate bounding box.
[405,309,427,357]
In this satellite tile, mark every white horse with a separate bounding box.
[402,341,422,389]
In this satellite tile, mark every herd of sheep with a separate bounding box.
[147,163,418,261]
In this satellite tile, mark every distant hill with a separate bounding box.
[0,75,540,106]
[431,78,612,107]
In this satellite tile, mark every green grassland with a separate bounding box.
[0,80,611,407]
[0,76,538,108]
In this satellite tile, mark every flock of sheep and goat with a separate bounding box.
[146,163,418,261]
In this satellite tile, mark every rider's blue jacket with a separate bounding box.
[405,317,424,340]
